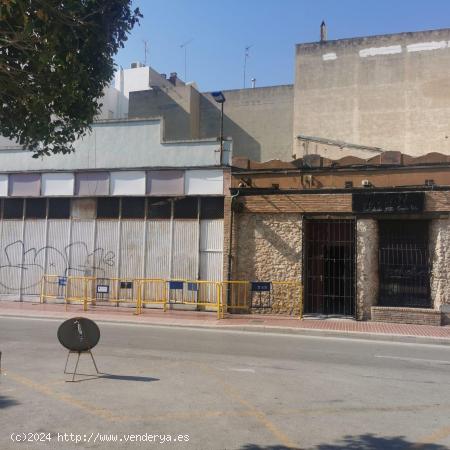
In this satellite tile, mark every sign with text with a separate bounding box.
[353,192,425,214]
[96,285,109,294]
[251,282,271,292]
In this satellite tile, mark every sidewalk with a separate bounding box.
[1,300,450,345]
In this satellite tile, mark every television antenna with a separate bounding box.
[142,39,149,66]
[180,38,193,81]
[243,45,252,88]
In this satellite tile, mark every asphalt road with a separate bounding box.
[1,316,450,450]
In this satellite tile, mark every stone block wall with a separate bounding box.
[233,213,302,314]
[356,219,379,320]
[429,218,450,311]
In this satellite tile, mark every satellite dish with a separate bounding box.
[57,317,100,352]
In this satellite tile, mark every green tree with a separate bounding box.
[0,0,141,157]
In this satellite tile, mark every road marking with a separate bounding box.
[375,355,450,365]
[220,367,256,373]
[197,362,297,449]
[6,371,127,422]
[413,425,450,448]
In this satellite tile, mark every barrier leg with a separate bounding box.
[83,278,88,312]
[40,277,45,304]
[216,283,221,320]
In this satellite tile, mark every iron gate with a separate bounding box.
[304,219,356,316]
[379,220,430,308]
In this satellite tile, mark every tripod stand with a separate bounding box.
[64,349,100,382]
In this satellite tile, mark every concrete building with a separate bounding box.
[128,69,294,162]
[293,28,450,159]
[0,118,231,302]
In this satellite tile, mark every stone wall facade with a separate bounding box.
[233,213,302,314]
[429,218,450,312]
[356,219,379,320]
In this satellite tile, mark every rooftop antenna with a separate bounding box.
[180,38,193,81]
[143,39,149,65]
[243,45,252,88]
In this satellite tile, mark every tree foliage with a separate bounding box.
[0,0,141,157]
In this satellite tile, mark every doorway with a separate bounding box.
[304,219,356,316]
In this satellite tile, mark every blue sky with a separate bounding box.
[115,0,450,92]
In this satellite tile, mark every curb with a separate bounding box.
[1,311,450,346]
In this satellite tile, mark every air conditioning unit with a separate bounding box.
[361,179,371,187]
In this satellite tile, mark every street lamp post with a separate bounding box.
[211,91,226,164]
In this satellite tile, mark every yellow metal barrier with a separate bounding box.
[93,277,140,308]
[136,279,223,319]
[220,281,250,316]
[40,274,302,319]
[219,281,303,319]
[136,279,167,314]
[65,276,96,311]
[40,275,68,306]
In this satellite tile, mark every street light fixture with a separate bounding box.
[211,91,226,164]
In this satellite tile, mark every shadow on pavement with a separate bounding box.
[0,395,19,409]
[99,374,159,382]
[241,433,450,449]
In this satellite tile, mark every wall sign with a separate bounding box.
[169,281,184,290]
[352,192,425,214]
[96,285,109,294]
[120,281,133,289]
[251,282,271,292]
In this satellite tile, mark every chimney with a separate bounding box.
[320,21,327,42]
[169,72,178,85]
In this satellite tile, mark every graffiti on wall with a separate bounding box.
[0,241,116,291]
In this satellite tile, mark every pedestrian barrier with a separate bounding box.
[93,277,140,307]
[65,276,96,311]
[40,275,303,319]
[40,275,68,307]
[136,278,168,313]
[137,279,222,319]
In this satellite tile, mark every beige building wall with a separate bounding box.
[293,28,450,159]
[200,86,294,162]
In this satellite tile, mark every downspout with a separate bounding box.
[227,190,240,289]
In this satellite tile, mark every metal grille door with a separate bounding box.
[304,219,356,316]
[379,220,430,308]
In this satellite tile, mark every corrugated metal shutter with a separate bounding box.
[95,221,119,279]
[172,220,198,280]
[145,220,171,278]
[46,220,70,276]
[22,220,46,294]
[120,220,145,278]
[69,220,96,277]
[0,220,23,295]
[199,219,224,281]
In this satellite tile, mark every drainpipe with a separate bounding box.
[227,190,240,283]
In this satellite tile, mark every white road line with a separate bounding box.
[375,355,450,365]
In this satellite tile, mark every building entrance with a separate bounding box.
[304,219,356,316]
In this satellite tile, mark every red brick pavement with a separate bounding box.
[1,300,449,340]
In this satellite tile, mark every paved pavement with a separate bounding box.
[1,315,450,449]
[1,300,450,345]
